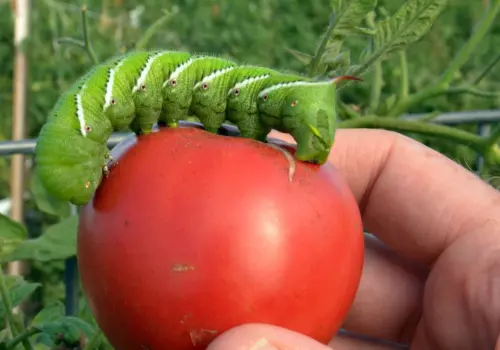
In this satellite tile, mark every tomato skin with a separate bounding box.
[77,127,364,350]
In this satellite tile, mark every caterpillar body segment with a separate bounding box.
[225,73,310,141]
[191,65,281,134]
[161,55,238,128]
[35,49,358,205]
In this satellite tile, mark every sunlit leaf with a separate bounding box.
[30,173,71,218]
[330,0,378,36]
[0,213,27,261]
[30,302,66,347]
[1,216,78,263]
[374,0,447,58]
[33,316,96,347]
[0,276,41,320]
[285,47,313,65]
[351,0,447,77]
[31,301,65,325]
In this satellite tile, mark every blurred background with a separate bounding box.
[0,0,500,347]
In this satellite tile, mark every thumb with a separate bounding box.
[206,324,333,350]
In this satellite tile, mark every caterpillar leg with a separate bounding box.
[236,116,271,143]
[103,164,110,177]
[266,142,296,183]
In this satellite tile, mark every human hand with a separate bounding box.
[207,128,500,350]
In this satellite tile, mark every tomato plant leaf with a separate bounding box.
[0,213,27,261]
[33,316,96,347]
[374,0,447,58]
[0,216,78,263]
[330,0,378,36]
[285,47,313,65]
[352,0,447,76]
[31,301,65,325]
[30,173,71,218]
[30,302,69,347]
[0,276,41,320]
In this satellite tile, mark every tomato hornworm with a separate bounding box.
[34,50,360,205]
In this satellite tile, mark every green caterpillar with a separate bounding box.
[34,50,360,205]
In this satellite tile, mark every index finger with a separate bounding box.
[269,128,500,265]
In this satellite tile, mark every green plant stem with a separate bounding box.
[81,4,98,65]
[337,101,362,120]
[5,328,40,350]
[366,13,382,113]
[387,0,500,117]
[484,125,500,149]
[135,10,172,50]
[368,61,382,113]
[57,37,85,49]
[438,0,500,86]
[473,52,500,85]
[398,51,409,100]
[0,268,33,350]
[338,116,500,164]
[308,12,336,77]
[446,86,500,98]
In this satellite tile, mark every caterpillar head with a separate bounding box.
[258,76,359,164]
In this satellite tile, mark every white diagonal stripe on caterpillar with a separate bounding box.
[103,60,125,110]
[76,86,87,137]
[162,57,194,87]
[194,66,235,89]
[227,74,271,96]
[257,81,330,98]
[132,52,164,93]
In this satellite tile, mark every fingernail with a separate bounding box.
[248,338,279,350]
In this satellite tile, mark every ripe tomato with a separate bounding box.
[77,126,364,350]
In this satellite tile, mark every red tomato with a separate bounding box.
[77,126,364,350]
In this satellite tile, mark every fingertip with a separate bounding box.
[206,324,333,350]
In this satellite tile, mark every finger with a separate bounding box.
[340,234,427,343]
[206,324,332,350]
[269,128,500,265]
[411,227,500,349]
[330,330,408,349]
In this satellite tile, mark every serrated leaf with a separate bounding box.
[33,316,96,346]
[285,47,313,65]
[0,213,27,261]
[30,172,71,218]
[0,276,41,320]
[330,0,378,36]
[31,301,65,325]
[374,0,447,57]
[353,26,377,35]
[351,0,447,77]
[30,302,68,347]
[0,216,78,263]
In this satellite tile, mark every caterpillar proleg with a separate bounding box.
[34,50,360,205]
